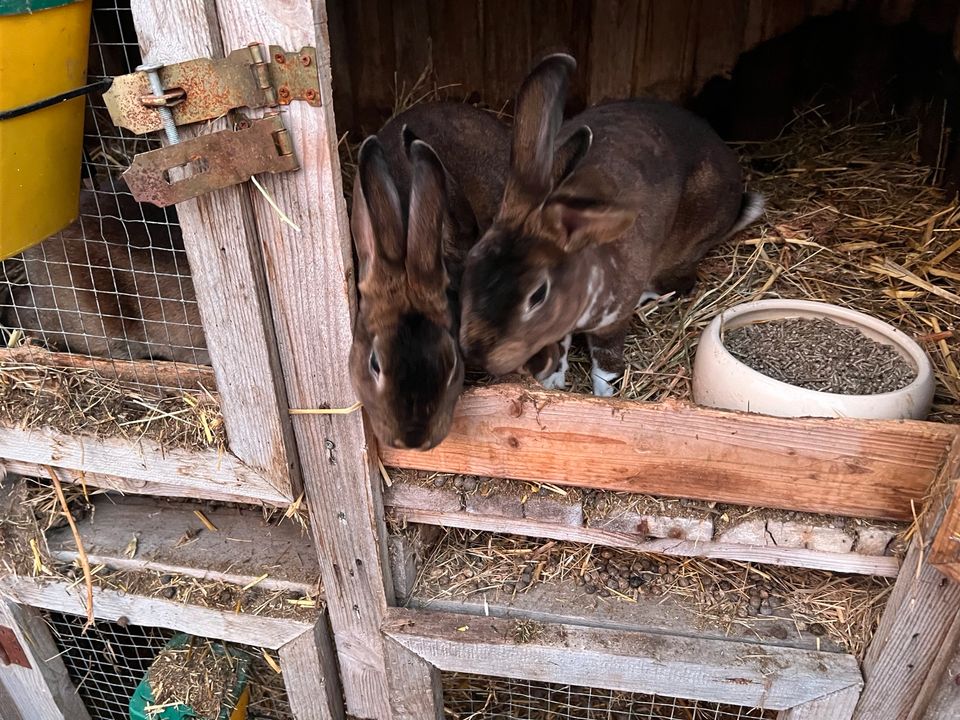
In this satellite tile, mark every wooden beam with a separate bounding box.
[857,541,960,717]
[778,686,861,720]
[129,0,299,499]
[929,450,960,584]
[208,0,442,716]
[382,384,956,521]
[278,624,346,720]
[0,346,216,391]
[0,425,290,505]
[920,641,960,719]
[45,496,320,594]
[384,607,863,711]
[2,459,286,506]
[384,637,444,720]
[0,600,91,720]
[389,505,900,577]
[0,576,312,650]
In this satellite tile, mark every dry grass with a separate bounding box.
[148,639,243,719]
[415,529,892,659]
[0,359,225,450]
[555,112,960,420]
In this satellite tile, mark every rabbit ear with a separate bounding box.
[552,126,592,188]
[405,138,448,288]
[540,167,638,254]
[499,53,577,223]
[353,136,404,284]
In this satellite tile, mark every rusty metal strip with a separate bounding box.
[104,44,320,135]
[122,115,299,207]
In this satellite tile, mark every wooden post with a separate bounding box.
[206,0,444,716]
[856,441,960,719]
[129,0,299,501]
[0,601,90,720]
[278,623,345,720]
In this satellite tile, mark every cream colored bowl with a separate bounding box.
[692,299,935,420]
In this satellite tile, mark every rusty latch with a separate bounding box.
[122,114,299,207]
[103,43,320,135]
[0,625,30,669]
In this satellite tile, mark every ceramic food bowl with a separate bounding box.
[691,299,935,420]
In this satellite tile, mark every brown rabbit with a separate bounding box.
[459,54,764,396]
[2,188,209,364]
[348,102,510,450]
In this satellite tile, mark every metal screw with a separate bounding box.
[137,63,179,145]
[300,54,311,67]
[278,86,291,101]
[274,52,286,63]
[304,88,317,102]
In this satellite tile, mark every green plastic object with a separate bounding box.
[129,634,251,720]
[0,0,82,17]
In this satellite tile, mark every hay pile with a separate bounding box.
[0,357,225,450]
[415,529,892,658]
[148,640,242,719]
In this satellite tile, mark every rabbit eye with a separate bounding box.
[369,349,381,378]
[528,281,549,310]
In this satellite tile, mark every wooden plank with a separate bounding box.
[381,384,956,521]
[0,680,25,720]
[384,637,444,720]
[45,496,320,594]
[482,0,532,110]
[587,0,643,103]
[211,0,442,716]
[278,624,345,720]
[340,0,396,128]
[693,0,748,85]
[407,582,840,654]
[130,0,298,499]
[427,0,484,105]
[0,346,215,391]
[388,505,900,576]
[632,0,699,100]
[857,538,960,718]
[384,607,863,710]
[1,459,284,506]
[779,686,861,720]
[0,600,91,720]
[929,456,960,584]
[921,642,960,719]
[0,576,311,650]
[0,425,290,504]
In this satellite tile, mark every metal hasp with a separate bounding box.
[122,114,299,207]
[0,625,30,668]
[104,43,320,134]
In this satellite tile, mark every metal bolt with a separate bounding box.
[300,54,311,67]
[274,52,286,63]
[137,63,179,145]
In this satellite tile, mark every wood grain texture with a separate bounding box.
[388,504,900,576]
[210,0,441,716]
[130,0,297,499]
[384,637,444,720]
[921,642,960,719]
[694,0,748,84]
[0,680,25,720]
[0,600,90,720]
[385,607,863,710]
[45,496,320,593]
[2,459,283,506]
[929,451,960,584]
[0,425,289,504]
[778,686,861,720]
[1,576,311,650]
[632,0,699,101]
[857,537,960,718]
[483,0,532,106]
[381,384,956,521]
[587,0,644,103]
[278,624,346,720]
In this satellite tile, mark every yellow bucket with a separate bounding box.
[0,0,92,260]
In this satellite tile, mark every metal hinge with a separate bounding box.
[103,43,319,207]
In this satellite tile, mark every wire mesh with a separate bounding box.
[43,610,294,720]
[442,673,777,720]
[0,0,210,396]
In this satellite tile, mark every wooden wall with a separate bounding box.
[327,0,928,133]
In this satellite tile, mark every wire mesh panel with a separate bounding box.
[0,0,210,394]
[442,672,777,720]
[44,610,294,720]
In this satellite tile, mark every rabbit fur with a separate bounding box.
[2,188,208,364]
[459,54,765,396]
[348,102,510,450]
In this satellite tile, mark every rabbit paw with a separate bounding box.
[591,363,620,397]
[536,334,572,391]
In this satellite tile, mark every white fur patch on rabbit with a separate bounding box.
[539,334,572,390]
